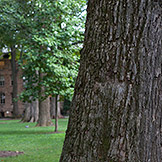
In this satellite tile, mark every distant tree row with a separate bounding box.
[0,0,86,129]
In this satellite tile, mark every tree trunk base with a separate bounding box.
[36,121,54,127]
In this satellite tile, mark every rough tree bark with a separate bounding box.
[21,99,39,122]
[60,1,162,162]
[11,46,19,118]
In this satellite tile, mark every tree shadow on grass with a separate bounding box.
[0,130,65,135]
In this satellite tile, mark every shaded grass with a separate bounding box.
[0,119,68,162]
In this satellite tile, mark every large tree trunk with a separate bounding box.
[36,96,53,126]
[21,102,31,122]
[30,99,39,122]
[60,1,162,162]
[36,72,53,126]
[11,46,19,118]
[21,99,39,122]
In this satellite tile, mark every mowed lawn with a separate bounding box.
[0,119,68,162]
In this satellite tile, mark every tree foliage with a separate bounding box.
[0,0,86,101]
[20,0,86,101]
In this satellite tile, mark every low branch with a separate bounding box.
[72,41,83,45]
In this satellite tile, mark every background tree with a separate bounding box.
[0,0,26,117]
[60,1,162,161]
[50,96,62,119]
[21,99,39,122]
[18,0,86,126]
[0,0,86,123]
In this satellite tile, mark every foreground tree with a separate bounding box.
[60,1,162,162]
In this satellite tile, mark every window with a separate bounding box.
[0,75,5,86]
[0,93,5,104]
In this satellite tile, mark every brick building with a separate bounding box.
[0,58,25,117]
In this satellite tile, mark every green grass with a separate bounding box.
[0,119,68,162]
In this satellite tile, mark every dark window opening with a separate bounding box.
[0,112,5,118]
[0,76,5,86]
[0,93,5,104]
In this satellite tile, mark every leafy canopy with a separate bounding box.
[0,0,86,101]
[17,0,87,101]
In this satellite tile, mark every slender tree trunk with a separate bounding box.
[50,97,56,119]
[55,95,58,132]
[60,1,162,162]
[50,96,63,119]
[11,46,19,118]
[57,95,62,118]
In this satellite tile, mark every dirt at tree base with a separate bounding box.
[0,151,24,157]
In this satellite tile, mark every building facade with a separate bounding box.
[0,58,24,117]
